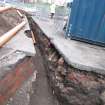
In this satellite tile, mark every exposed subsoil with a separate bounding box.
[28,16,105,105]
[0,9,22,36]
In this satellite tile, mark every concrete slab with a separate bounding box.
[32,17,105,74]
[0,17,36,59]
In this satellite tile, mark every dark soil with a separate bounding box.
[29,46,60,105]
[0,9,22,36]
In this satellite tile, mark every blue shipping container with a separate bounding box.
[67,0,105,46]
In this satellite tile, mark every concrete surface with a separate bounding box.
[0,16,36,82]
[0,47,15,60]
[2,18,36,57]
[0,51,26,68]
[32,17,105,74]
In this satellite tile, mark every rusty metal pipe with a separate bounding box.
[0,7,12,13]
[0,20,27,47]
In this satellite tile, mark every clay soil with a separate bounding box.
[0,9,22,36]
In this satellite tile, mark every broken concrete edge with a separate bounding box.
[16,16,36,57]
[0,51,26,68]
[32,17,105,75]
[51,35,105,75]
[51,40,105,74]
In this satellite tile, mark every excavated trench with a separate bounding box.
[27,15,105,105]
[1,9,105,105]
[1,8,105,105]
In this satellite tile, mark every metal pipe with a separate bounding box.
[0,20,27,48]
[0,7,12,13]
[16,10,24,18]
[31,31,36,44]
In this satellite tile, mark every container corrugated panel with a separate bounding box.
[67,0,105,46]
